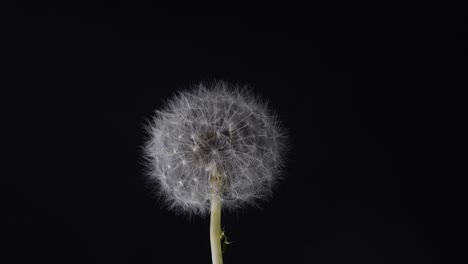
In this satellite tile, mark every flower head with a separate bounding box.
[144,81,288,216]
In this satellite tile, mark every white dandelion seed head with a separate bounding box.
[143,81,288,216]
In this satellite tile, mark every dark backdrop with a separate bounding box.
[4,2,466,264]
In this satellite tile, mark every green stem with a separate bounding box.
[210,167,223,264]
[210,195,223,264]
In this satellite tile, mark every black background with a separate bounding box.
[4,2,467,264]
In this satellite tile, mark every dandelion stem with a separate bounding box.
[210,168,223,264]
[210,194,223,264]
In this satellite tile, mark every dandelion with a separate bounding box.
[143,81,288,264]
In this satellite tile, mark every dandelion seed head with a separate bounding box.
[143,81,288,216]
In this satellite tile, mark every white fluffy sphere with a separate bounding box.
[144,81,288,216]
